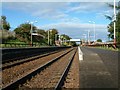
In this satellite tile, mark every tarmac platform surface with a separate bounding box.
[79,47,118,89]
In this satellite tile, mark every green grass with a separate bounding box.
[94,46,119,52]
[5,39,27,44]
[0,38,50,48]
[1,41,48,48]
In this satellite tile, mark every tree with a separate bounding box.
[106,3,120,44]
[69,41,77,46]
[1,16,10,30]
[116,12,120,43]
[60,34,72,46]
[97,39,102,42]
[34,29,48,45]
[14,23,37,43]
[37,29,47,38]
[47,28,58,45]
[60,34,71,40]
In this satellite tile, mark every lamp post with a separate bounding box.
[85,30,90,45]
[58,35,62,46]
[55,34,58,46]
[87,30,90,45]
[60,35,64,46]
[27,21,37,46]
[83,34,87,43]
[113,0,116,44]
[48,30,49,45]
[48,29,52,46]
[1,18,4,40]
[30,22,33,46]
[55,34,58,41]
[89,21,96,42]
[96,33,98,41]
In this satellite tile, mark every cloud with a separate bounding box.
[2,0,119,2]
[33,10,68,19]
[39,22,108,40]
[66,2,111,14]
[3,2,69,19]
[40,22,107,30]
[95,9,114,19]
[3,2,110,40]
[3,2,115,20]
[60,17,81,23]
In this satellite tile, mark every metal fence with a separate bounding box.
[85,43,120,50]
[1,43,43,48]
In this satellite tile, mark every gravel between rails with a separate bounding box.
[63,49,80,88]
[19,48,76,89]
[2,48,72,88]
[2,50,62,70]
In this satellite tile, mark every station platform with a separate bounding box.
[79,47,118,89]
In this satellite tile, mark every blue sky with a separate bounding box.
[1,1,119,42]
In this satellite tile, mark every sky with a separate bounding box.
[1,0,120,42]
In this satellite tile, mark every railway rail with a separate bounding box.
[2,48,78,89]
[2,46,71,64]
[63,49,79,88]
[2,49,64,70]
[19,48,77,89]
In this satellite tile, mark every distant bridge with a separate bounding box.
[69,39,81,42]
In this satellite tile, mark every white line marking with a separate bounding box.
[78,46,83,61]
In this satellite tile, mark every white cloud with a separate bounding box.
[40,22,107,37]
[3,2,69,19]
[33,10,68,19]
[66,2,110,13]
[95,9,114,19]
[3,2,115,20]
[3,2,114,21]
[39,22,107,40]
[2,0,119,2]
[3,2,110,40]
[60,17,81,23]
[40,22,107,31]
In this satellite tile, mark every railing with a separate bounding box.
[0,43,44,48]
[85,42,120,50]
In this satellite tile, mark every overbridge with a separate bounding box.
[64,39,82,45]
[65,39,82,44]
[69,39,81,42]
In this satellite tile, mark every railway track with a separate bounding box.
[20,48,77,89]
[2,49,65,70]
[2,47,70,64]
[2,48,77,89]
[63,48,80,88]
